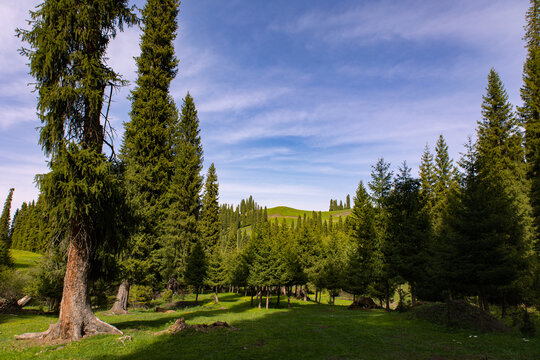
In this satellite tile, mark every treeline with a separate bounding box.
[328,195,351,211]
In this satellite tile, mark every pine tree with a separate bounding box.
[161,93,204,281]
[368,157,395,309]
[184,240,206,304]
[344,182,376,298]
[419,143,435,209]
[0,188,14,267]
[442,140,524,311]
[120,0,180,292]
[386,162,431,305]
[200,163,220,254]
[475,69,533,309]
[205,248,227,302]
[346,194,351,209]
[520,0,540,235]
[369,158,393,209]
[16,0,136,341]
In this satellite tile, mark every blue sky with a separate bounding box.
[0,0,530,213]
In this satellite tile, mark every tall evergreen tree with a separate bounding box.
[369,158,393,209]
[200,163,220,254]
[161,93,204,281]
[520,0,540,236]
[368,157,395,309]
[419,143,435,209]
[184,240,206,304]
[386,162,431,305]
[0,188,14,267]
[16,0,136,341]
[476,69,533,308]
[344,182,376,299]
[113,0,180,313]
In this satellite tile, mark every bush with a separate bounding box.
[0,268,30,301]
[162,289,173,303]
[129,284,153,308]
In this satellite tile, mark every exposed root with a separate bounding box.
[15,315,122,342]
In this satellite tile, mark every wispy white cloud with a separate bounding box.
[271,0,526,49]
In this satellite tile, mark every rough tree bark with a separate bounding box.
[110,280,130,315]
[16,225,122,341]
[265,287,270,310]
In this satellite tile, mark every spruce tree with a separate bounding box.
[161,93,204,280]
[16,0,136,341]
[344,182,376,298]
[120,0,180,293]
[419,143,435,209]
[0,188,14,267]
[386,162,431,305]
[368,157,395,309]
[475,69,533,308]
[184,240,206,304]
[200,163,220,254]
[520,0,540,235]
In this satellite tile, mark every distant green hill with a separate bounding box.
[266,206,350,224]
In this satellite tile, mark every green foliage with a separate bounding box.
[27,248,66,311]
[386,163,431,302]
[520,0,540,235]
[184,241,207,294]
[0,188,14,267]
[344,181,376,296]
[200,163,220,254]
[120,0,180,287]
[0,268,31,302]
[129,284,154,308]
[161,93,203,281]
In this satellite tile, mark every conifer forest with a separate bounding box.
[1,0,540,359]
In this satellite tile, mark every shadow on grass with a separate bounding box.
[88,296,540,360]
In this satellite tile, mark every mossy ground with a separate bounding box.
[1,292,538,360]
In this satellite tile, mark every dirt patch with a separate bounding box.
[410,300,510,333]
[153,317,238,336]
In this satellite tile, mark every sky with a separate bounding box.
[0,0,531,214]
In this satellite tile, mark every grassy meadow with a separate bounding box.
[0,292,538,360]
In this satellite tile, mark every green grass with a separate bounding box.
[1,293,537,359]
[267,206,350,222]
[9,249,42,272]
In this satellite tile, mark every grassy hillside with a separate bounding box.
[0,293,537,359]
[266,206,350,223]
[9,249,42,272]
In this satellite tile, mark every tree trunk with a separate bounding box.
[385,281,390,312]
[214,286,219,303]
[251,288,254,306]
[315,289,319,304]
[265,287,270,309]
[501,292,506,319]
[410,283,416,307]
[195,289,199,304]
[287,286,291,309]
[303,285,307,302]
[276,288,280,308]
[110,280,129,314]
[258,288,262,309]
[16,227,122,341]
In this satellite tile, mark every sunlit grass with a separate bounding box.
[1,293,538,359]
